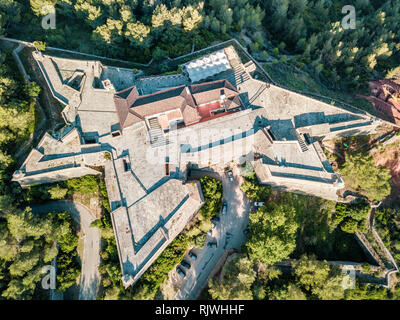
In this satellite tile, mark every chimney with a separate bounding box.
[220,89,226,104]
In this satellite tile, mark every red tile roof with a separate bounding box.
[114,79,241,129]
[189,79,238,106]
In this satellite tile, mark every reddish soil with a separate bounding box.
[373,142,400,205]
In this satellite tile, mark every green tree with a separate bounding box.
[268,284,307,300]
[208,255,256,300]
[240,172,271,201]
[27,82,41,98]
[293,254,345,300]
[340,152,391,201]
[125,21,151,48]
[48,185,68,200]
[6,208,47,242]
[0,222,18,261]
[43,244,58,263]
[334,202,370,233]
[246,203,298,266]
[182,6,203,32]
[345,283,390,300]
[0,0,22,36]
[74,0,104,28]
[1,279,26,300]
[30,0,56,16]
[8,250,40,277]
[152,46,167,61]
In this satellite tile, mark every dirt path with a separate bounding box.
[31,201,101,300]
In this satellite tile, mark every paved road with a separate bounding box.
[31,200,101,300]
[175,165,250,300]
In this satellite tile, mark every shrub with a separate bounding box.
[340,152,391,201]
[66,175,99,195]
[334,202,370,234]
[33,41,46,51]
[48,185,68,200]
[240,172,271,201]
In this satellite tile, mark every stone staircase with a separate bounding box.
[233,64,250,85]
[296,132,309,152]
[148,117,168,147]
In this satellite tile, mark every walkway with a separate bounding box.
[31,200,101,300]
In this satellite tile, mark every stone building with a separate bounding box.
[13,46,382,287]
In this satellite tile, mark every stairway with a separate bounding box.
[233,65,250,86]
[148,117,168,147]
[296,132,308,152]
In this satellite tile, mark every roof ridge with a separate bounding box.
[137,84,186,99]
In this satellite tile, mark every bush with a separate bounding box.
[56,251,80,292]
[104,152,112,161]
[99,178,110,212]
[362,263,371,272]
[66,175,99,195]
[33,41,46,51]
[193,233,207,248]
[102,277,112,288]
[198,176,222,219]
[100,251,109,261]
[334,202,370,234]
[48,185,68,200]
[340,152,391,201]
[240,172,271,201]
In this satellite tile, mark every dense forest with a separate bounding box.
[1,0,264,62]
[1,0,399,91]
[0,208,79,299]
[262,0,400,89]
[0,49,39,201]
